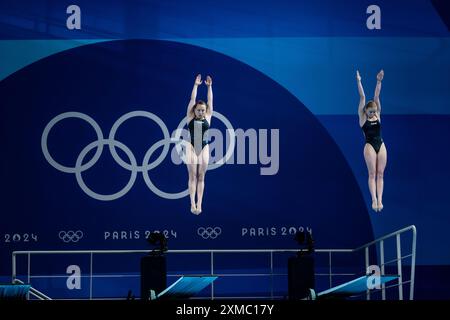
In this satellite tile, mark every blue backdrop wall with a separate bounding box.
[0,0,449,299]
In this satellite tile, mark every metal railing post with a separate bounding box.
[410,226,417,300]
[210,251,214,300]
[380,240,385,300]
[12,252,16,283]
[365,247,370,300]
[396,234,403,300]
[270,251,274,299]
[27,252,31,300]
[328,252,332,288]
[90,252,93,300]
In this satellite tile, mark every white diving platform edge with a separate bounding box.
[317,275,399,298]
[150,276,218,300]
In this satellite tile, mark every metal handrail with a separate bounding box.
[381,254,413,267]
[12,225,416,300]
[360,225,416,300]
[26,272,357,278]
[355,225,416,251]
[13,279,52,300]
[12,248,352,254]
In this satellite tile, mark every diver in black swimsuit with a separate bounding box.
[357,70,387,212]
[185,74,213,215]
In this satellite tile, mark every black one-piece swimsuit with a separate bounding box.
[362,118,383,153]
[188,117,210,154]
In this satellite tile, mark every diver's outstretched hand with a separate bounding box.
[377,70,384,81]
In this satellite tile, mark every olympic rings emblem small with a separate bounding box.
[197,227,222,239]
[59,230,84,243]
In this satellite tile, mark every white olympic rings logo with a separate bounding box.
[41,111,235,201]
[197,227,222,239]
[59,230,84,243]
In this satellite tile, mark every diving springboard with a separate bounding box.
[318,275,399,298]
[0,284,31,300]
[154,276,218,299]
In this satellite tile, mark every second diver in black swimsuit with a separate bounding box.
[185,74,213,215]
[357,70,387,212]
